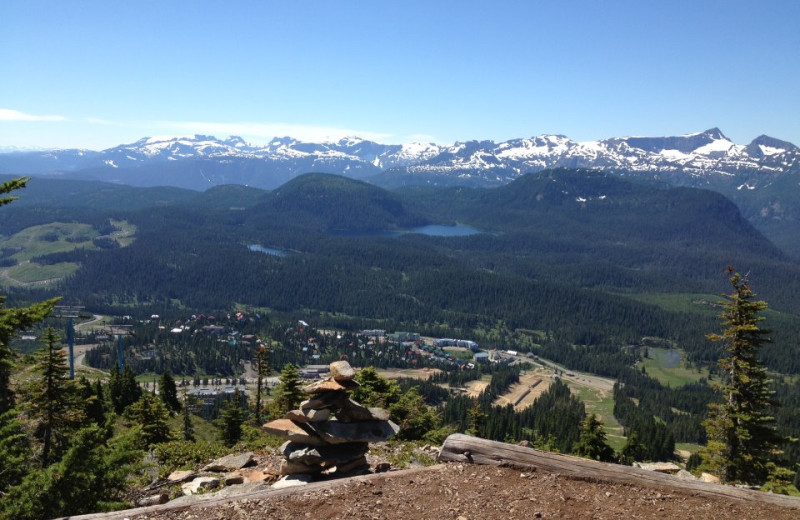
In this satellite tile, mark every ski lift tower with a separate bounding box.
[108,323,133,371]
[53,305,84,379]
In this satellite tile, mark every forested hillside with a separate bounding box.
[3,170,799,374]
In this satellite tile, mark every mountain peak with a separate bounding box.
[745,135,798,157]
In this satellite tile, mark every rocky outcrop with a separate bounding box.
[263,361,399,487]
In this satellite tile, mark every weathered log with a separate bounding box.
[438,433,800,509]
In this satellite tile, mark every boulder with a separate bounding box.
[329,360,356,382]
[181,476,220,496]
[202,452,256,472]
[701,472,721,484]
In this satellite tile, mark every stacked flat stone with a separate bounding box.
[263,361,399,480]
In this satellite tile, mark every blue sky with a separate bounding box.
[2,1,799,150]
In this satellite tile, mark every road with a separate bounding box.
[72,314,104,370]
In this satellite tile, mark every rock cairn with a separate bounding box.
[263,361,399,483]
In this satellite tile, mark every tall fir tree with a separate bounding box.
[126,394,173,447]
[182,393,195,442]
[253,342,271,424]
[701,270,781,484]
[219,389,245,447]
[158,371,181,414]
[24,327,84,466]
[271,363,303,417]
[573,414,616,462]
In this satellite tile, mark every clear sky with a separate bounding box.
[2,0,799,150]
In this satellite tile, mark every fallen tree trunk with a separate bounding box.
[438,433,800,509]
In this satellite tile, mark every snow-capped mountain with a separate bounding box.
[0,129,797,191]
[384,128,799,188]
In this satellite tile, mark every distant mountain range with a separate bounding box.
[3,129,800,258]
[1,129,797,191]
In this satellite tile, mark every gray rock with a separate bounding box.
[300,391,349,411]
[224,472,245,485]
[289,407,331,423]
[330,360,356,381]
[286,446,323,465]
[135,493,170,507]
[310,419,400,444]
[676,469,698,480]
[335,399,391,422]
[202,452,256,472]
[305,408,332,422]
[334,455,370,475]
[181,476,220,496]
[280,459,324,475]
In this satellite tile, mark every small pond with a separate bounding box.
[248,244,290,257]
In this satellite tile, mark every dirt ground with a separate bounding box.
[494,373,552,410]
[465,380,489,398]
[126,463,799,520]
[377,368,441,380]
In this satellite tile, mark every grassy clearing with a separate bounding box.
[7,261,80,282]
[1,222,96,260]
[109,219,136,246]
[0,220,137,286]
[568,383,626,452]
[638,347,708,387]
[623,292,723,316]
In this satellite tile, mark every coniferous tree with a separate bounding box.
[182,394,195,442]
[389,387,440,441]
[573,414,615,462]
[352,366,401,408]
[271,364,303,416]
[126,394,172,447]
[254,342,271,424]
[25,327,84,466]
[701,270,781,484]
[219,389,245,447]
[119,365,142,412]
[107,363,124,413]
[158,371,181,414]
[467,402,486,437]
[0,424,143,520]
[0,409,31,494]
[619,431,647,465]
[78,377,106,426]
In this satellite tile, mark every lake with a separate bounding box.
[333,224,482,238]
[248,244,290,256]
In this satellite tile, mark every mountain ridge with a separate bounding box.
[1,129,797,191]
